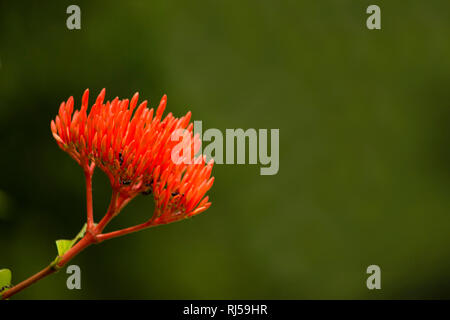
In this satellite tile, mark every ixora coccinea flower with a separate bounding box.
[1,89,214,300]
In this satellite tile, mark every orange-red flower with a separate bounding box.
[0,89,215,300]
[51,89,214,230]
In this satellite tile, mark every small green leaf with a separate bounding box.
[74,223,87,242]
[0,268,12,294]
[55,239,73,257]
[54,223,88,258]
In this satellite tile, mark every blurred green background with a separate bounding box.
[1,0,450,299]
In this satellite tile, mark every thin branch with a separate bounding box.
[97,219,155,242]
[1,265,57,300]
[94,189,119,233]
[84,169,95,230]
[1,232,95,300]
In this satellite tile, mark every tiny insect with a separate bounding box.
[145,179,153,187]
[119,152,124,166]
[171,192,179,197]
[121,179,131,185]
[0,285,11,293]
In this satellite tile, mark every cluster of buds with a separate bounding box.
[51,89,214,238]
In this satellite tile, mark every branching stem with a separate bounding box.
[0,169,149,300]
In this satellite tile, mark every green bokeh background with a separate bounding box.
[1,1,450,299]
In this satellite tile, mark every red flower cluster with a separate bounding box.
[51,89,214,230]
[0,89,215,300]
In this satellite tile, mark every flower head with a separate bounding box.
[51,89,214,226]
